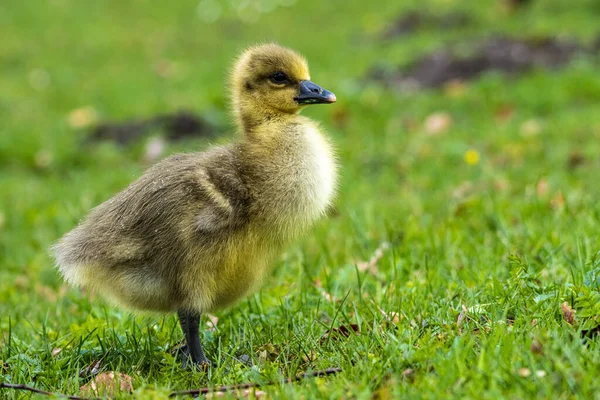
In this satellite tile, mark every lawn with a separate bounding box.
[1,0,600,398]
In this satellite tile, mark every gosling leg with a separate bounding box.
[177,309,210,368]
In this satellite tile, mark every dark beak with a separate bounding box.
[294,80,336,105]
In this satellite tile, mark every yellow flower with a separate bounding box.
[464,149,480,165]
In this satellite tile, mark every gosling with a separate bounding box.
[52,44,337,368]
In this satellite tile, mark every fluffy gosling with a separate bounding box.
[52,43,337,368]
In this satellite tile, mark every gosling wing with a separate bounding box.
[52,147,249,273]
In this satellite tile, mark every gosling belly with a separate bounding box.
[178,232,277,313]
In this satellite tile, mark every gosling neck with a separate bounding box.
[234,103,301,137]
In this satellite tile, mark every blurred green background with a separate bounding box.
[1,0,600,398]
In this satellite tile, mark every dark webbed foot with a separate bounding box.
[177,344,211,370]
[177,310,211,370]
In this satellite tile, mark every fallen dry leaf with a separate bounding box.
[35,284,58,302]
[320,324,360,343]
[456,304,468,333]
[401,117,419,133]
[402,368,415,382]
[518,367,531,378]
[36,283,69,302]
[58,284,69,297]
[243,389,266,398]
[530,340,543,355]
[493,178,509,192]
[314,278,337,303]
[301,349,317,364]
[206,392,226,398]
[356,242,390,275]
[375,304,400,324]
[550,192,565,210]
[331,106,350,129]
[519,119,542,137]
[257,343,280,363]
[424,112,453,135]
[319,290,336,303]
[13,275,29,289]
[80,371,133,397]
[443,80,467,98]
[206,314,219,332]
[79,360,102,379]
[536,179,549,197]
[494,104,515,123]
[67,106,98,129]
[561,302,576,325]
[451,181,474,200]
[51,348,62,357]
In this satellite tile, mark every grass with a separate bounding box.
[2,0,600,398]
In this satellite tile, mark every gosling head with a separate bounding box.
[231,43,336,131]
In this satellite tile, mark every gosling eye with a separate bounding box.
[269,71,289,85]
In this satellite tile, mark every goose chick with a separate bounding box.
[52,43,337,367]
